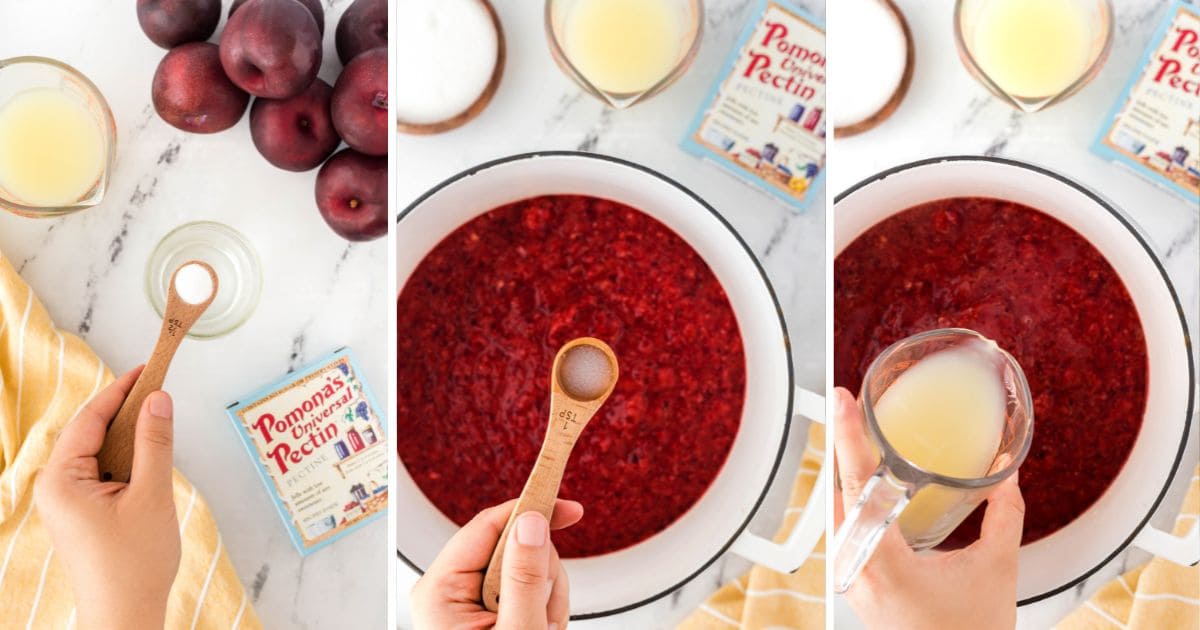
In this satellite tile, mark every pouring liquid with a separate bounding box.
[874,339,1006,541]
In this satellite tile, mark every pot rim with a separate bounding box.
[395,150,798,619]
[834,154,1196,607]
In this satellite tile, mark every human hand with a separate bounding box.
[410,499,584,630]
[833,387,1024,630]
[34,366,181,630]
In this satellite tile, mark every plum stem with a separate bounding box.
[372,91,387,110]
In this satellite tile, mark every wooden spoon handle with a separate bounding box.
[95,318,192,483]
[481,433,573,612]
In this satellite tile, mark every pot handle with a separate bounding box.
[1133,519,1199,566]
[729,386,826,574]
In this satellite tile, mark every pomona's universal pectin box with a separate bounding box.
[1093,0,1200,203]
[682,0,826,212]
[226,348,387,555]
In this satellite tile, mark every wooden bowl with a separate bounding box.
[396,0,506,135]
[834,0,914,138]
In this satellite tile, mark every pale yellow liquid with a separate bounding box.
[0,88,106,207]
[972,0,1093,99]
[874,340,1006,541]
[563,0,684,95]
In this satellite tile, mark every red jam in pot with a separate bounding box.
[397,195,747,557]
[835,197,1148,547]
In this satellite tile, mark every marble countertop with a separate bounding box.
[395,0,827,628]
[831,1,1200,628]
[1,2,387,628]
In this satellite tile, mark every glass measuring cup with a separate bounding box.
[545,0,703,109]
[0,57,116,217]
[832,328,1034,593]
[954,0,1113,112]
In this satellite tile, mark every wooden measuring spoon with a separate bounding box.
[481,337,619,612]
[95,260,218,483]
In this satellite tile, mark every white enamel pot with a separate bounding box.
[835,156,1198,605]
[396,152,826,618]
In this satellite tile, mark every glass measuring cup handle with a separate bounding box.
[832,464,917,593]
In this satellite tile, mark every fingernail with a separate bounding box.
[148,391,172,418]
[514,512,547,547]
[548,623,559,630]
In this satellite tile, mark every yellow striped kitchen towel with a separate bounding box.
[1056,464,1199,630]
[678,424,825,630]
[0,249,261,629]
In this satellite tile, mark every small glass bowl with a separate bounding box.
[0,56,117,217]
[545,0,703,109]
[954,0,1113,112]
[145,222,262,339]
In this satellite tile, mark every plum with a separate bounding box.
[315,149,386,241]
[335,0,387,65]
[229,0,324,34]
[331,48,387,156]
[152,42,249,133]
[219,0,322,99]
[137,0,221,49]
[249,79,340,171]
